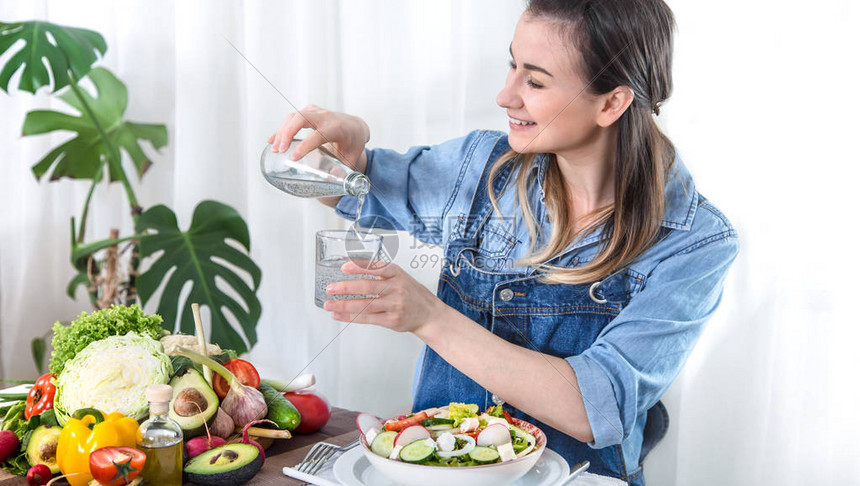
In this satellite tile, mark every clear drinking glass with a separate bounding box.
[261,140,370,198]
[315,229,384,308]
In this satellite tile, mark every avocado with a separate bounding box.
[168,368,219,439]
[26,424,61,474]
[183,443,262,486]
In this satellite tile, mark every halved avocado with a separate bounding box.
[26,424,61,474]
[183,443,262,486]
[168,368,218,439]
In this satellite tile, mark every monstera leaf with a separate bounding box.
[22,67,167,182]
[137,201,262,355]
[0,21,106,93]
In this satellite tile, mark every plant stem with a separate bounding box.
[66,73,141,225]
[77,178,98,244]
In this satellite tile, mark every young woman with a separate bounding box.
[269,0,738,483]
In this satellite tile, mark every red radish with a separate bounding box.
[185,435,227,460]
[356,413,383,437]
[184,392,228,459]
[26,464,52,486]
[393,425,431,447]
[477,423,512,446]
[242,419,278,465]
[0,430,20,462]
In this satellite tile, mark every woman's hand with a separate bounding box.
[268,104,370,174]
[323,261,447,334]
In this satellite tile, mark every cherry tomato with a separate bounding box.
[383,411,428,432]
[25,373,56,420]
[283,390,331,434]
[212,359,261,399]
[89,447,146,486]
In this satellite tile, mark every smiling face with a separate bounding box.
[496,14,606,160]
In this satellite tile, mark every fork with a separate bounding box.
[295,437,361,476]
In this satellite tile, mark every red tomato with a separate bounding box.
[383,411,428,432]
[283,390,331,434]
[89,447,146,486]
[212,359,261,399]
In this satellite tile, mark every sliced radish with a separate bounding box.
[357,413,384,437]
[437,434,476,458]
[393,425,431,447]
[477,423,512,447]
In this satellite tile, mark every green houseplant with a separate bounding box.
[0,21,262,368]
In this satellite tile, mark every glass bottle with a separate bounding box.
[260,139,370,198]
[138,384,183,486]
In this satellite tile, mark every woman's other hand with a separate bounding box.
[323,261,447,334]
[268,104,370,174]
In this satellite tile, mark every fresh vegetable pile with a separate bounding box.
[0,304,331,485]
[358,403,538,467]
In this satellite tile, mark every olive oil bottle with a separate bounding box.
[138,384,184,486]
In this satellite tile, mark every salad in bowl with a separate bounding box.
[356,403,546,486]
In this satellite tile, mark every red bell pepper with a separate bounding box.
[383,412,429,432]
[24,373,56,420]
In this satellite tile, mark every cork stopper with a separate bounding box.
[146,384,173,414]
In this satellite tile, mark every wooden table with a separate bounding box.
[0,408,360,485]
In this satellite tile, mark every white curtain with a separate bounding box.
[1,1,857,485]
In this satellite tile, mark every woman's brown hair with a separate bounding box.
[489,0,677,284]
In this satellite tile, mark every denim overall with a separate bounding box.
[412,145,663,484]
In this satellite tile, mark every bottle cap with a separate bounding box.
[146,384,173,403]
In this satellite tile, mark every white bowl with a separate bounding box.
[360,418,547,486]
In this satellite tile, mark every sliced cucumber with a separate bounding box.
[370,430,398,458]
[399,439,436,463]
[468,446,501,464]
[420,417,455,427]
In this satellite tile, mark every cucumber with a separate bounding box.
[468,446,500,464]
[399,439,436,463]
[371,430,398,457]
[420,417,455,427]
[259,382,301,430]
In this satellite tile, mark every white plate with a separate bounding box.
[333,446,570,486]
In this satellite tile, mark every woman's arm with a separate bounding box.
[416,303,596,442]
[324,261,594,441]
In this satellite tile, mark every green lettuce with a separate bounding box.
[447,402,479,427]
[50,304,166,375]
[54,332,172,425]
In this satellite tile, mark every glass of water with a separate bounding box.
[315,229,384,308]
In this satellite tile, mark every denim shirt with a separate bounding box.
[335,130,739,480]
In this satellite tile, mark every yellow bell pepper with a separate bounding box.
[56,408,139,486]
